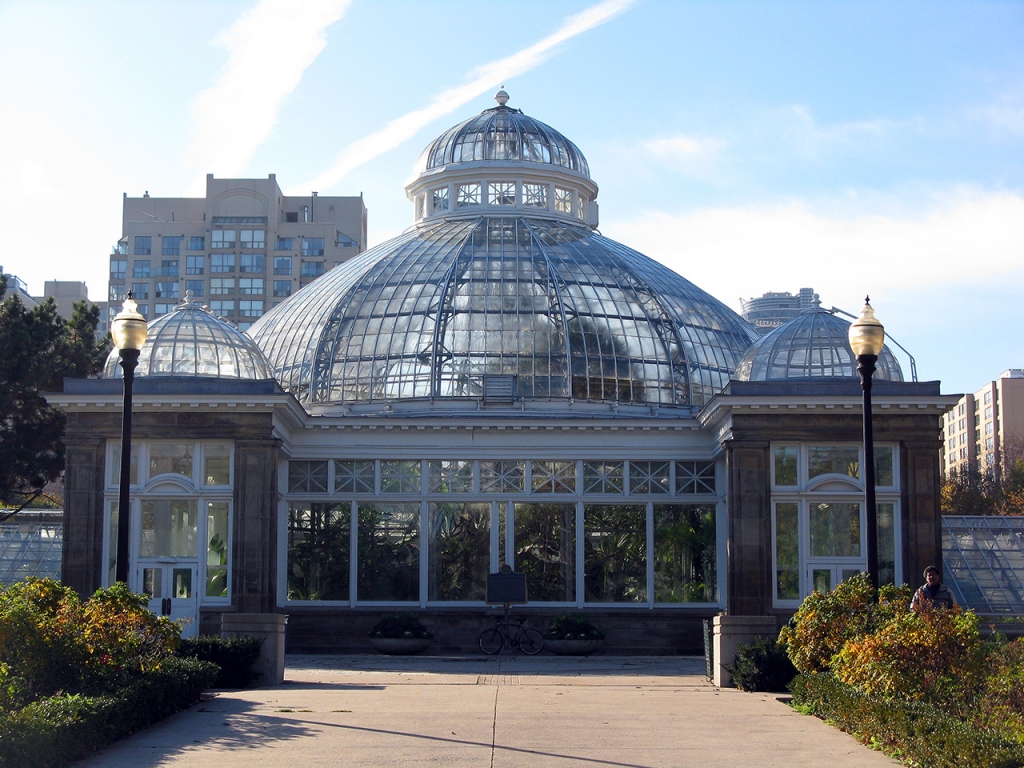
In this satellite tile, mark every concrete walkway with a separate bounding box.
[77,655,897,767]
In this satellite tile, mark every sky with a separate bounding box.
[0,0,1021,394]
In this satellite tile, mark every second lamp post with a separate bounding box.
[848,297,886,589]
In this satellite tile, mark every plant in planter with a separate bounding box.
[543,613,605,655]
[368,613,433,655]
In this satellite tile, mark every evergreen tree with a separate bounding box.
[0,275,109,516]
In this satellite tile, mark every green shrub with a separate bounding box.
[832,606,984,712]
[177,636,263,688]
[0,657,217,768]
[778,573,910,673]
[542,613,605,641]
[977,637,1024,741]
[726,637,797,692]
[790,672,1024,768]
[369,613,432,639]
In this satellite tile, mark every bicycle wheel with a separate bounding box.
[479,627,504,655]
[518,628,544,655]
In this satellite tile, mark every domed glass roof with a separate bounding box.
[104,295,273,379]
[733,307,903,382]
[415,99,590,178]
[248,217,758,408]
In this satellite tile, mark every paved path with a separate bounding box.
[77,655,897,767]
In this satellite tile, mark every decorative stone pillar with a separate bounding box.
[712,614,778,688]
[222,613,287,686]
[233,438,279,613]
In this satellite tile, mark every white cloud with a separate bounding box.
[604,193,1024,312]
[187,0,351,190]
[291,0,635,194]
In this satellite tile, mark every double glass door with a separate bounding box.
[139,562,199,638]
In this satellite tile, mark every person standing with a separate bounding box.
[911,565,958,611]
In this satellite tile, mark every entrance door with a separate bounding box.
[140,563,199,638]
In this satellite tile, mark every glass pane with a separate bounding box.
[288,461,328,493]
[428,503,489,600]
[357,503,419,601]
[149,443,194,479]
[810,502,861,558]
[773,446,798,486]
[653,504,716,602]
[514,503,575,602]
[480,461,525,493]
[813,569,832,593]
[808,446,860,480]
[142,567,161,598]
[675,461,716,494]
[874,447,894,487]
[334,460,375,493]
[204,445,231,485]
[206,502,229,597]
[380,461,421,493]
[140,500,198,557]
[531,461,576,493]
[427,460,473,493]
[775,503,800,600]
[841,569,861,583]
[287,503,350,601]
[584,504,646,603]
[582,461,623,494]
[172,568,192,598]
[628,462,670,495]
[110,442,139,486]
[877,503,896,586]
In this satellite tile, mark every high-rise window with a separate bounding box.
[210,254,235,273]
[274,256,292,275]
[185,280,204,297]
[209,300,234,315]
[239,278,263,295]
[155,282,178,299]
[162,236,182,255]
[157,260,179,276]
[186,256,204,275]
[109,284,126,301]
[188,236,205,251]
[210,279,234,295]
[212,230,236,248]
[300,261,325,278]
[132,261,151,278]
[134,236,151,255]
[131,283,150,299]
[240,230,266,249]
[239,300,264,318]
[276,237,294,250]
[154,303,174,317]
[273,280,292,298]
[301,237,325,256]
[240,254,264,273]
[110,260,127,279]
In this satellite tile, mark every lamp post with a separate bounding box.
[848,297,885,589]
[110,293,148,584]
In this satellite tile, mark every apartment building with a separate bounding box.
[943,369,1024,479]
[108,175,367,330]
[740,287,818,336]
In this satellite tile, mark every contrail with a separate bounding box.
[290,0,635,194]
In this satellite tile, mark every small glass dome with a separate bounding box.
[733,306,903,382]
[103,294,273,379]
[415,97,590,178]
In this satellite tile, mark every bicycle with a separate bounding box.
[478,612,544,655]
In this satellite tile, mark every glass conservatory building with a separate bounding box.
[51,93,957,652]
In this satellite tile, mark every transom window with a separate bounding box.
[554,187,572,213]
[432,187,449,212]
[456,184,481,207]
[488,182,516,206]
[523,184,547,207]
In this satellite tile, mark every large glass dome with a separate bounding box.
[733,306,903,382]
[104,294,273,379]
[415,92,590,178]
[248,217,757,408]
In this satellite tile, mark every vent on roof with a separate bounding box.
[482,375,516,404]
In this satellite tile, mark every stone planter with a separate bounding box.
[368,637,433,655]
[544,638,605,656]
